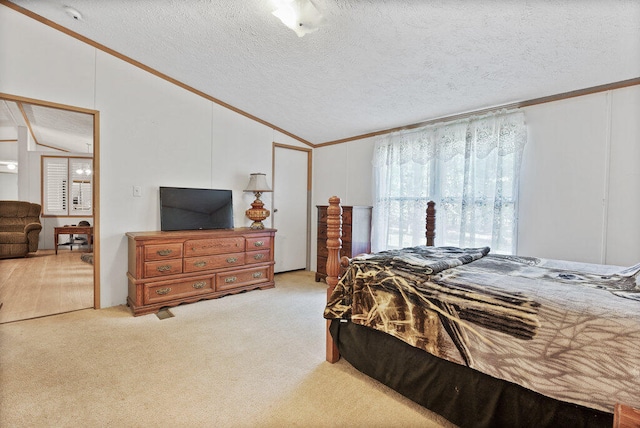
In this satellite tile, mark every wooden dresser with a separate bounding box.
[614,403,640,428]
[316,205,372,282]
[127,228,276,316]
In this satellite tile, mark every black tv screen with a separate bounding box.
[159,187,234,231]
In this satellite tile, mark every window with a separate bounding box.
[42,156,93,216]
[372,111,527,254]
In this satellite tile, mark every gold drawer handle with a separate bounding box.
[157,249,173,256]
[191,244,215,251]
[156,265,172,272]
[155,287,171,295]
[192,281,206,289]
[253,254,265,260]
[225,276,237,283]
[194,261,207,268]
[253,241,265,247]
[252,272,263,279]
[226,257,238,263]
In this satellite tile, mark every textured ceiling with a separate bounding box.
[0,100,93,153]
[22,103,94,153]
[5,0,640,146]
[0,100,19,129]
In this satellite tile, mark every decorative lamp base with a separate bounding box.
[246,196,270,230]
[249,220,266,230]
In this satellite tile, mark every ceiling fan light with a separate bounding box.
[272,0,323,37]
[272,2,297,28]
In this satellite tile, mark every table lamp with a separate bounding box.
[244,173,272,229]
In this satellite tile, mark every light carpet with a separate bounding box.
[0,270,453,427]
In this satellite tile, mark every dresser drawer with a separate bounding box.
[184,253,245,273]
[144,243,183,261]
[317,256,327,275]
[317,241,351,258]
[144,259,183,278]
[318,223,327,239]
[144,277,214,304]
[317,223,351,242]
[318,207,352,225]
[245,236,271,250]
[184,237,244,257]
[245,250,271,264]
[217,266,270,291]
[316,256,348,278]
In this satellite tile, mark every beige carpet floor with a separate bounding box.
[0,270,454,427]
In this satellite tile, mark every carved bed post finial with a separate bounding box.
[326,196,343,289]
[325,196,342,363]
[426,200,436,247]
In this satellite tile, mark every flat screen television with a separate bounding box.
[159,187,234,231]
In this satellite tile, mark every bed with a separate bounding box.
[322,196,640,428]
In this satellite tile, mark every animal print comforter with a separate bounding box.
[324,246,640,412]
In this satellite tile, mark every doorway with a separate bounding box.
[0,93,100,323]
[272,143,311,273]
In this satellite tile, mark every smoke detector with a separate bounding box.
[63,6,83,21]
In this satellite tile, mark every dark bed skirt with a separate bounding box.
[330,319,612,428]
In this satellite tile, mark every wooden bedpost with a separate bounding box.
[426,200,436,247]
[325,196,342,363]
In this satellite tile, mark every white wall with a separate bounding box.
[518,88,640,265]
[0,138,18,173]
[605,87,640,265]
[313,86,640,268]
[0,173,18,199]
[0,5,306,308]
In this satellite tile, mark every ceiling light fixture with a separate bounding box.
[75,166,91,175]
[271,0,324,37]
[0,161,18,171]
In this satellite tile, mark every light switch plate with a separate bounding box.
[133,186,142,197]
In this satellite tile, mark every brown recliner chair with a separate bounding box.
[0,201,43,259]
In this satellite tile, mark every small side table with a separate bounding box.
[54,225,93,255]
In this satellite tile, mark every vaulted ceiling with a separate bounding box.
[3,0,640,147]
[0,97,94,173]
[0,99,93,153]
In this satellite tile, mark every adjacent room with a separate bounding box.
[1,1,638,427]
[0,99,95,323]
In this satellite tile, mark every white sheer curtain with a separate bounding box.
[372,110,527,254]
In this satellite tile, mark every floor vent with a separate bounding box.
[156,308,174,320]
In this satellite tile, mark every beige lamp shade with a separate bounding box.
[244,173,272,194]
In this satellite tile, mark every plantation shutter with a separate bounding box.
[43,157,68,216]
[42,156,93,216]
